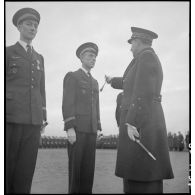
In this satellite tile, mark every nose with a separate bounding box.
[31,25,37,31]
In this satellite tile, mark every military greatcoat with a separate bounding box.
[6,42,46,124]
[111,48,174,181]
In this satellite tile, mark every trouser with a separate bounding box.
[67,131,97,194]
[6,123,41,194]
[123,179,163,194]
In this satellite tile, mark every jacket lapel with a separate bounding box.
[14,42,31,61]
[79,68,91,81]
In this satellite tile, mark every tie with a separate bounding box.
[88,72,92,77]
[26,45,32,58]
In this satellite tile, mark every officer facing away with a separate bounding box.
[6,8,47,194]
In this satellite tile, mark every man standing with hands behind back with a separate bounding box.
[6,8,47,194]
[62,42,102,194]
[105,27,174,193]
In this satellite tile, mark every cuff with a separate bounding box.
[42,107,47,121]
[64,116,76,131]
[97,121,102,131]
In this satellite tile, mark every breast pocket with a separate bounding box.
[92,87,99,100]
[79,82,90,96]
[8,61,20,75]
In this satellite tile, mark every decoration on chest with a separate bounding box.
[36,59,41,70]
[9,63,18,74]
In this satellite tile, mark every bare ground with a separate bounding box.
[31,149,190,194]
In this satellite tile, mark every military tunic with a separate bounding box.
[62,68,101,133]
[6,42,46,124]
[111,48,174,182]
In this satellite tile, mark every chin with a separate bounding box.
[27,35,35,40]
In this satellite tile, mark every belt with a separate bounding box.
[153,95,162,102]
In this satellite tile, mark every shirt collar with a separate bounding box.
[81,67,91,76]
[18,40,32,51]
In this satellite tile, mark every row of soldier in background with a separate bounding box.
[167,131,190,151]
[39,132,189,151]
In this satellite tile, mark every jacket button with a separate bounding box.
[138,97,141,100]
[32,63,34,66]
[32,78,34,81]
[131,103,135,107]
[32,70,34,73]
[31,85,34,88]
[138,107,142,110]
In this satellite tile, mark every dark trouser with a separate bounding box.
[123,179,163,194]
[67,131,97,194]
[6,123,41,194]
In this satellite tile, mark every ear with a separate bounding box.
[17,24,22,32]
[79,53,84,61]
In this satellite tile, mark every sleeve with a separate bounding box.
[62,72,77,131]
[111,77,123,89]
[115,95,120,127]
[6,47,10,75]
[125,52,156,128]
[40,55,47,122]
[96,82,102,131]
[115,93,123,127]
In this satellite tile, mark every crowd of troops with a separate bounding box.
[39,132,189,151]
[167,131,190,151]
[39,135,118,149]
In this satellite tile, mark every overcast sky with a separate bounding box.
[5,1,189,137]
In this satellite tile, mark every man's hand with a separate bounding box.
[105,75,113,84]
[97,130,103,140]
[67,128,76,144]
[126,123,139,141]
[40,121,48,134]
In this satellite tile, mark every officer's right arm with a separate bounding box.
[105,75,123,89]
[62,72,77,131]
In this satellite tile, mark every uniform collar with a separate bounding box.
[81,67,91,77]
[18,40,32,51]
[134,47,154,58]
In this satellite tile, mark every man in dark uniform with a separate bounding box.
[62,42,102,193]
[115,92,123,127]
[173,133,178,151]
[6,8,47,194]
[178,131,184,151]
[105,27,174,193]
[185,131,189,150]
[167,132,174,151]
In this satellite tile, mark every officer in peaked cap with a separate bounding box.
[128,27,158,45]
[6,8,47,194]
[62,42,102,193]
[105,26,174,193]
[12,7,40,27]
[76,42,98,58]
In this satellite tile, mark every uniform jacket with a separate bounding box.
[112,47,174,181]
[6,42,47,125]
[62,68,101,133]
